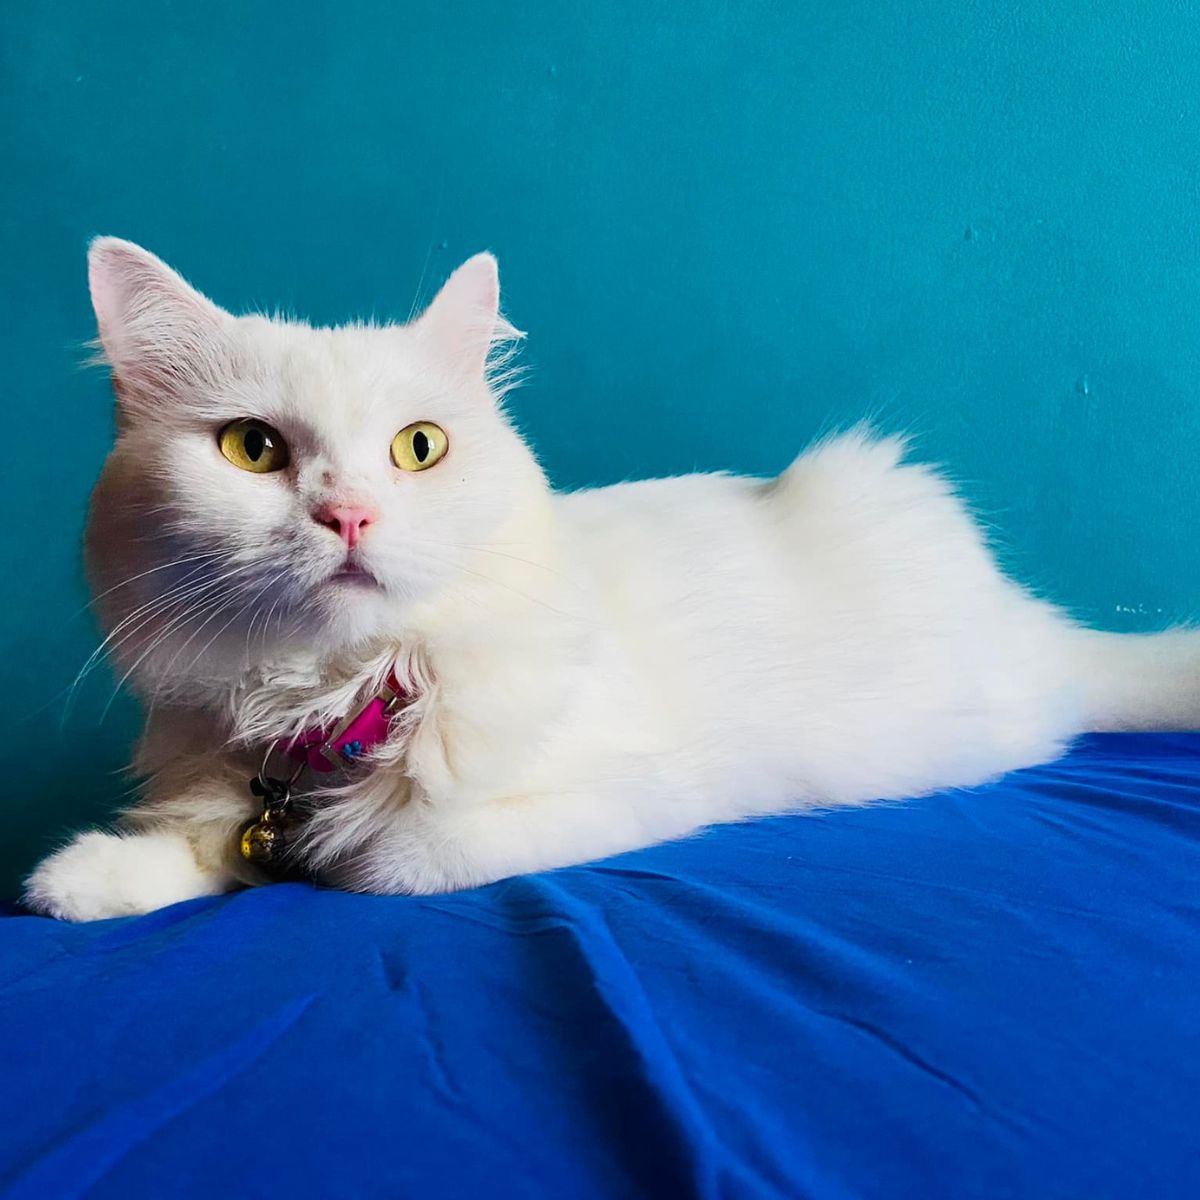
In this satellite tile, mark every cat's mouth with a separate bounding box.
[326,561,382,590]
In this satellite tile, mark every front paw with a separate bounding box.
[23,829,227,922]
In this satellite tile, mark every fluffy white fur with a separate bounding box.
[24,239,1200,921]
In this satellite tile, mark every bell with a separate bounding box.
[239,817,284,866]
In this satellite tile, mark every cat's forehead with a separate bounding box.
[235,316,443,426]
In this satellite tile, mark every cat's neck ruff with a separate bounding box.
[271,664,410,774]
[227,639,427,749]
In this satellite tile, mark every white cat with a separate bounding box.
[23,238,1200,921]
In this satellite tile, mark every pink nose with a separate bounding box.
[313,504,376,549]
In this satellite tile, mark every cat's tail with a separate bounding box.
[1068,626,1200,731]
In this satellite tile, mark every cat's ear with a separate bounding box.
[413,253,519,380]
[88,237,231,408]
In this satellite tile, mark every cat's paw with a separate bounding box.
[23,829,228,922]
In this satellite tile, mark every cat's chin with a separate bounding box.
[305,578,399,652]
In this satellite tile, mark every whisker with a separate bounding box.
[61,563,234,721]
[63,550,222,622]
[71,558,260,684]
[173,569,290,684]
[94,559,269,720]
[101,582,249,722]
[408,538,571,583]
[410,549,580,619]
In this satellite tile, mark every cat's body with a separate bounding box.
[24,240,1200,920]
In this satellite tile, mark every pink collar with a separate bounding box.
[277,669,407,775]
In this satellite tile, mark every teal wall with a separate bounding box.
[3,2,1199,893]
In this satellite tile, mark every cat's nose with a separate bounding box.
[313,503,376,549]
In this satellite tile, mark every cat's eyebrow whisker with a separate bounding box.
[407,236,437,325]
[406,187,445,325]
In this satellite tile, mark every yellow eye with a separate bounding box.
[218,419,290,474]
[391,422,448,471]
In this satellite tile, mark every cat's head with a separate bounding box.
[85,238,549,694]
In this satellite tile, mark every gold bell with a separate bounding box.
[239,817,283,866]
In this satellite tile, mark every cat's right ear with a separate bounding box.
[87,238,231,411]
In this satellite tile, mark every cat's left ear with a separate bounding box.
[413,253,520,380]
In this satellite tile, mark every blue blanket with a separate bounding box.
[2,733,1198,1199]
